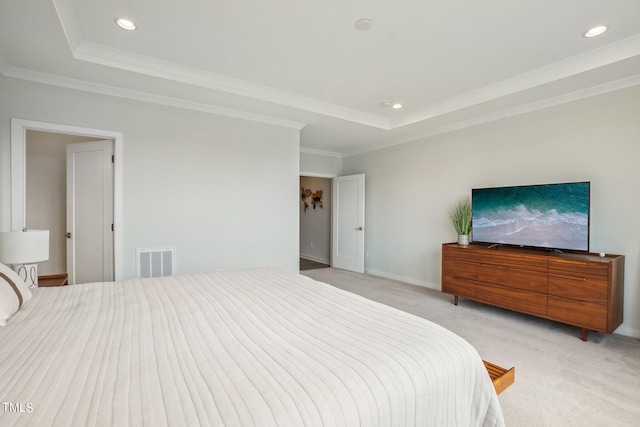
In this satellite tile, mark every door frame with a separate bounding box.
[10,118,124,281]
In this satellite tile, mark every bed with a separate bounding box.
[1,267,504,426]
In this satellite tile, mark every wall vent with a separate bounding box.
[136,247,176,278]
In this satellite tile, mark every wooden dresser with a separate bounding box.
[441,243,624,341]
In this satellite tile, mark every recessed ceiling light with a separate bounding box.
[381,101,403,109]
[355,19,373,31]
[115,18,136,31]
[584,25,607,38]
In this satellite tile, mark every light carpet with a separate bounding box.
[301,268,640,427]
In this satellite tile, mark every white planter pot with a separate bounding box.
[458,235,470,246]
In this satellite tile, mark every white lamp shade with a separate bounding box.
[0,230,50,264]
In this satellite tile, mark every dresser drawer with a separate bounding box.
[473,284,547,318]
[442,245,479,263]
[442,275,476,298]
[548,296,607,331]
[548,275,607,304]
[443,259,476,280]
[477,264,547,293]
[548,258,609,279]
[475,252,547,272]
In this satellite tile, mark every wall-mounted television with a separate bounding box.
[471,181,590,252]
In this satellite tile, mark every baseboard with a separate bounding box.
[300,254,330,265]
[613,323,640,340]
[364,268,440,291]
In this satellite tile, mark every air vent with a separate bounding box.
[136,247,176,278]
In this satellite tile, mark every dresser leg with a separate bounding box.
[454,295,459,306]
[581,328,589,341]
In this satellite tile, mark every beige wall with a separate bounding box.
[343,85,640,338]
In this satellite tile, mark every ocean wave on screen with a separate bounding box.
[473,205,588,229]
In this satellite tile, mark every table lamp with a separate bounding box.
[0,229,50,287]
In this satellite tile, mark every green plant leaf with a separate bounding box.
[448,196,472,235]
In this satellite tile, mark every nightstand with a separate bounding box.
[38,274,69,287]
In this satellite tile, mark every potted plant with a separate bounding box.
[448,196,472,246]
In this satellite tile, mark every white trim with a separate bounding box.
[50,0,387,130]
[72,42,388,129]
[51,0,640,132]
[344,73,640,157]
[300,147,343,158]
[365,268,440,291]
[4,62,639,160]
[10,118,124,281]
[300,172,338,178]
[2,66,306,131]
[51,0,83,52]
[390,34,640,129]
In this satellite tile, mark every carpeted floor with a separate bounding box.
[301,267,640,427]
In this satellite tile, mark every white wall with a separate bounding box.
[300,176,331,264]
[1,77,301,277]
[343,85,640,339]
[300,150,342,176]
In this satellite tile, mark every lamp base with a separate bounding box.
[12,263,39,288]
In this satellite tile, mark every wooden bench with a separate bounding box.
[483,360,515,394]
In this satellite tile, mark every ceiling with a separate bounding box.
[2,0,640,156]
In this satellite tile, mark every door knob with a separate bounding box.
[65,232,72,238]
[354,226,364,231]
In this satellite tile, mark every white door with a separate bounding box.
[332,174,365,273]
[66,140,114,284]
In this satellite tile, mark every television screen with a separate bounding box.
[471,182,590,251]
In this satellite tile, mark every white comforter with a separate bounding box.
[0,268,504,427]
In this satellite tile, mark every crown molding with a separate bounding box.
[300,172,338,178]
[52,0,640,134]
[2,65,306,130]
[344,73,640,157]
[4,62,638,157]
[300,147,343,158]
[52,1,388,130]
[52,0,83,51]
[389,34,640,129]
[71,41,390,130]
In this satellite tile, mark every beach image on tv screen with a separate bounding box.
[472,182,589,251]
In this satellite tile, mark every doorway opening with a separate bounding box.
[26,131,105,280]
[10,118,124,281]
[300,175,332,270]
[299,173,365,273]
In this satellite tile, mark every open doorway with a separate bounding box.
[299,176,331,270]
[10,118,124,281]
[26,131,105,279]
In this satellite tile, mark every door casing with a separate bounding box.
[9,118,124,281]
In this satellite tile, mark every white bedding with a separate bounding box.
[0,268,504,426]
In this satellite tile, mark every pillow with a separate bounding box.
[0,262,33,326]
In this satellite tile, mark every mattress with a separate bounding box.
[0,268,504,426]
